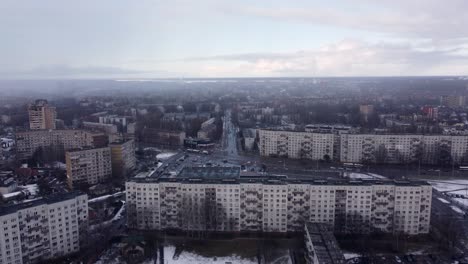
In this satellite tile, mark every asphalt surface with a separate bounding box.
[220,108,239,158]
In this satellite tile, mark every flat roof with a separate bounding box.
[109,138,134,145]
[176,166,240,179]
[129,167,430,187]
[0,192,85,217]
[66,146,109,152]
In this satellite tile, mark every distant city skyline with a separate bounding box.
[1,0,468,79]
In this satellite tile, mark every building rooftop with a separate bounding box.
[66,146,109,153]
[0,171,16,187]
[129,166,430,187]
[0,192,86,216]
[15,129,105,135]
[109,138,134,145]
[176,166,240,179]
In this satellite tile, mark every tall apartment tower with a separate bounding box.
[28,99,57,130]
[441,95,466,108]
[109,139,136,179]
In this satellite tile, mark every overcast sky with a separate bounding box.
[1,0,468,78]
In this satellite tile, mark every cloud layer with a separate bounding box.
[185,39,468,77]
[1,0,468,78]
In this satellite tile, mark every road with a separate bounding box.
[220,109,239,158]
[431,190,468,258]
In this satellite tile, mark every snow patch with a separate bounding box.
[162,246,257,264]
[156,152,177,160]
[345,172,386,180]
[1,191,22,199]
[427,180,468,192]
[451,205,464,214]
[437,197,450,204]
[343,253,360,260]
[89,191,125,203]
[367,173,387,179]
[21,184,39,196]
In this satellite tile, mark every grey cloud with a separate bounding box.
[0,65,157,79]
[185,40,468,76]
[185,52,307,63]
[236,1,468,39]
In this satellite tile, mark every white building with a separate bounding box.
[98,115,127,129]
[340,134,468,165]
[126,167,431,235]
[259,129,335,160]
[0,192,88,264]
[66,147,112,188]
[15,130,107,160]
[259,129,468,165]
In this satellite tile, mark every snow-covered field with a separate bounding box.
[156,152,177,160]
[427,179,468,210]
[427,180,468,193]
[161,246,257,264]
[98,245,259,264]
[343,252,361,260]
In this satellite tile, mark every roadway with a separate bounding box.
[431,190,468,259]
[219,108,239,158]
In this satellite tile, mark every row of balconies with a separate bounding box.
[244,209,261,214]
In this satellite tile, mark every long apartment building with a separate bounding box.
[66,147,112,188]
[82,121,118,134]
[0,192,88,264]
[126,167,431,235]
[259,128,468,165]
[15,129,107,160]
[259,129,337,160]
[140,128,186,146]
[340,134,468,165]
[28,99,56,130]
